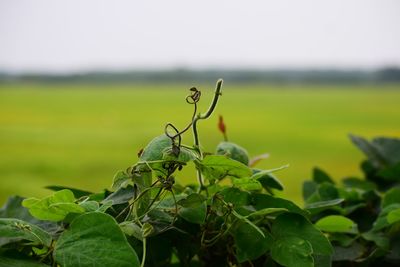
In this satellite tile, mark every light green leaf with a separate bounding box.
[315,215,358,234]
[195,155,252,182]
[119,221,143,241]
[22,190,84,222]
[111,170,131,190]
[140,134,172,161]
[382,187,400,208]
[387,208,400,224]
[54,212,140,267]
[233,177,262,191]
[271,236,314,267]
[0,218,52,247]
[79,201,99,212]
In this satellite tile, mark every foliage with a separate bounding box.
[0,80,399,266]
[303,135,400,266]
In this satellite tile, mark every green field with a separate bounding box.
[1,82,399,205]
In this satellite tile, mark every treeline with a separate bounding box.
[1,67,400,84]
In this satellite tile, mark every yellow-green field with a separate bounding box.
[1,82,399,205]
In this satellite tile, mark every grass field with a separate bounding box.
[1,82,399,205]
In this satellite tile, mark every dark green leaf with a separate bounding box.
[305,198,344,215]
[219,187,250,207]
[251,193,308,217]
[303,181,318,201]
[178,194,207,224]
[0,218,52,247]
[313,167,334,184]
[0,256,49,267]
[271,236,313,267]
[103,185,135,205]
[342,177,376,191]
[253,171,284,191]
[372,203,400,231]
[272,213,333,256]
[332,242,365,261]
[54,212,140,267]
[233,222,272,262]
[22,190,84,222]
[216,141,249,165]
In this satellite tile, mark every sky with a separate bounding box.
[0,0,399,73]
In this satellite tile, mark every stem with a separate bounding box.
[141,237,147,267]
[192,79,223,192]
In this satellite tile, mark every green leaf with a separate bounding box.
[216,141,249,165]
[272,213,333,256]
[252,171,284,191]
[233,221,272,262]
[303,181,318,201]
[245,208,288,218]
[119,221,143,241]
[0,256,49,267]
[332,242,365,262]
[313,167,334,184]
[162,146,198,162]
[219,187,250,207]
[387,208,400,224]
[103,185,135,205]
[54,212,140,267]
[342,177,376,191]
[382,187,400,208]
[305,198,344,215]
[251,193,309,217]
[0,218,52,247]
[195,155,252,182]
[22,190,84,222]
[233,177,262,191]
[79,201,99,212]
[140,134,172,161]
[271,236,314,267]
[315,215,358,234]
[111,170,131,190]
[178,193,207,224]
[44,186,93,198]
[372,203,400,231]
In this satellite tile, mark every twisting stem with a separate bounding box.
[193,79,223,192]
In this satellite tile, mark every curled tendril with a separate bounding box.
[164,86,201,155]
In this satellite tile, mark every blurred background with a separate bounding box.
[1,0,399,204]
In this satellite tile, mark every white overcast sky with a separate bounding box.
[0,0,399,73]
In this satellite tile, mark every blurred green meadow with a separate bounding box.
[1,82,399,205]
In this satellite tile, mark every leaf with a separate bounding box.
[252,171,284,191]
[44,186,93,198]
[349,134,388,167]
[315,215,358,234]
[245,208,288,218]
[0,218,52,247]
[332,242,365,262]
[305,198,344,215]
[387,208,400,224]
[54,212,140,267]
[249,153,270,167]
[178,193,207,224]
[0,256,49,267]
[313,167,334,184]
[79,201,99,212]
[103,185,135,205]
[382,187,400,208]
[303,181,318,201]
[22,190,85,222]
[271,236,314,267]
[272,213,333,256]
[195,155,252,182]
[231,209,265,238]
[216,141,249,165]
[219,187,250,207]
[233,221,272,262]
[251,193,309,217]
[342,177,376,191]
[119,221,143,241]
[111,170,131,190]
[233,177,262,191]
[162,146,198,162]
[140,134,172,161]
[372,203,400,231]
